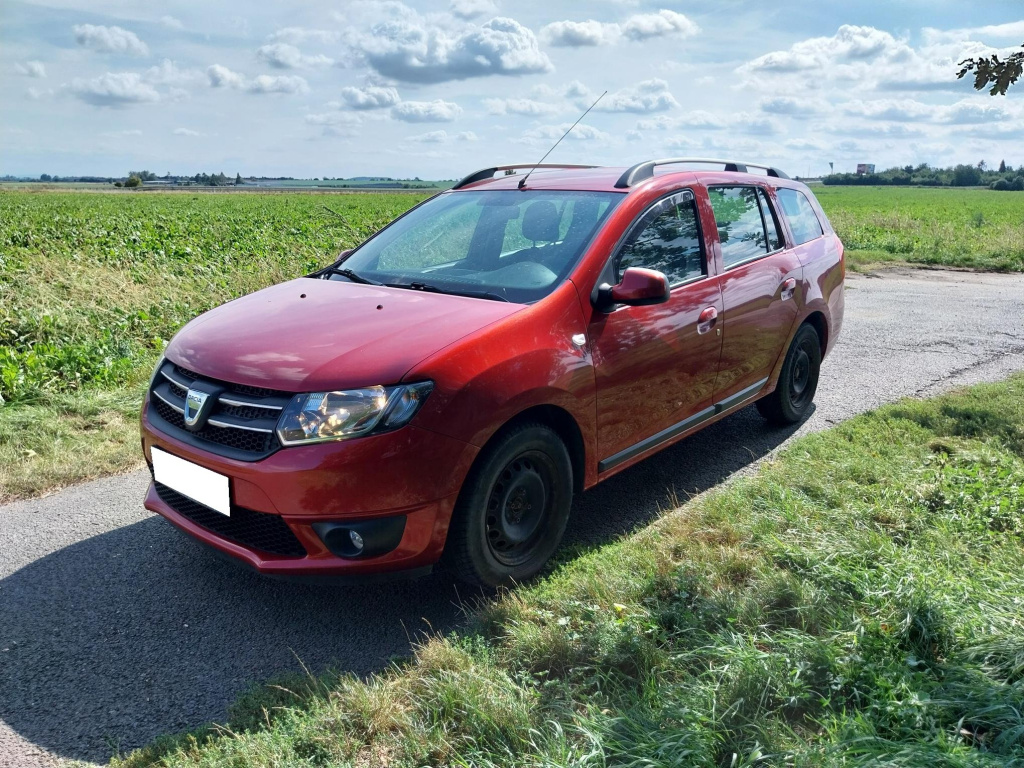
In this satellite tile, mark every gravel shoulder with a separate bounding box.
[2,268,1023,767]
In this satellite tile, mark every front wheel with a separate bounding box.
[757,323,821,426]
[444,423,573,588]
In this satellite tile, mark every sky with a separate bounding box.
[2,0,1023,179]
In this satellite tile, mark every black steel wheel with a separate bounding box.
[444,423,572,588]
[756,323,822,426]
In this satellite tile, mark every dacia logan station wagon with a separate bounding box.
[141,158,845,587]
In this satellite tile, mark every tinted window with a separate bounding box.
[617,192,704,285]
[708,186,770,268]
[757,189,784,251]
[338,190,622,303]
[776,188,824,245]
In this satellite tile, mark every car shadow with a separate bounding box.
[0,404,800,764]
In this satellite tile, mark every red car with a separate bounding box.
[141,158,844,587]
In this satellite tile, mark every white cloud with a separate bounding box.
[597,78,678,113]
[340,85,401,109]
[484,97,559,115]
[676,110,726,129]
[356,15,552,83]
[15,60,46,78]
[207,64,308,94]
[256,43,333,69]
[542,20,619,47]
[741,24,911,74]
[391,99,462,122]
[449,0,498,20]
[66,72,160,107]
[759,97,823,116]
[207,64,245,88]
[520,122,609,143]
[173,127,201,136]
[247,74,309,94]
[27,86,53,100]
[268,27,341,44]
[102,129,143,137]
[923,20,1024,44]
[144,59,202,86]
[408,129,449,143]
[455,131,478,142]
[73,24,149,56]
[621,10,699,41]
[160,15,184,31]
[843,99,936,122]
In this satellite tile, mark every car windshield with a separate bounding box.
[328,190,623,303]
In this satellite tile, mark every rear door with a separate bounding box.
[708,185,803,404]
[587,189,724,471]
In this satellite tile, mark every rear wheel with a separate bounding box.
[757,323,821,426]
[444,423,572,588]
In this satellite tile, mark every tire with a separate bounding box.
[444,422,573,588]
[757,323,822,426]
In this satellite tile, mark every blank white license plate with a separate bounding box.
[152,447,230,516]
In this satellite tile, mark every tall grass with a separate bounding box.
[113,376,1024,767]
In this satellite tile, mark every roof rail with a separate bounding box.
[614,157,789,188]
[451,164,599,190]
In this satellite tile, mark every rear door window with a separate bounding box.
[776,188,824,245]
[708,186,771,268]
[616,190,705,286]
[757,189,784,251]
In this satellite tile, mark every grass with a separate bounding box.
[0,190,428,502]
[109,375,1024,767]
[1,185,1022,501]
[814,186,1024,272]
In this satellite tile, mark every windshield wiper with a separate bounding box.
[388,281,510,303]
[326,267,381,285]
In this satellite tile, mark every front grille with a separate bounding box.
[155,482,307,557]
[148,359,295,460]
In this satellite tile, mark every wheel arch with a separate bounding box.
[476,404,587,494]
[803,310,828,357]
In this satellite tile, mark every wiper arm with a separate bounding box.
[390,282,510,303]
[327,267,381,285]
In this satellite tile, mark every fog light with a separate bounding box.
[349,529,364,552]
[312,516,407,559]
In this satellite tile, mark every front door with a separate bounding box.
[587,189,724,471]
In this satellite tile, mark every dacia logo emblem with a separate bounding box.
[184,389,211,429]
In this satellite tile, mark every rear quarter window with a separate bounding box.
[776,188,824,246]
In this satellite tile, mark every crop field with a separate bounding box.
[0,185,1022,500]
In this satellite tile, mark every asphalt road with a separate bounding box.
[2,269,1024,767]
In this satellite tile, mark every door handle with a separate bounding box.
[697,306,718,335]
[780,278,796,301]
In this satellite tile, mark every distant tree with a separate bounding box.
[124,175,141,188]
[958,44,1024,94]
[114,181,123,188]
[978,160,987,171]
[951,164,983,187]
[40,173,52,182]
[999,159,1007,172]
[235,172,243,185]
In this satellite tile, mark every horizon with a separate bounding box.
[2,0,1023,178]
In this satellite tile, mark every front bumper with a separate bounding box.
[140,399,477,577]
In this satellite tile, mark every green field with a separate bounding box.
[114,376,1024,767]
[815,186,1024,272]
[1,186,1022,500]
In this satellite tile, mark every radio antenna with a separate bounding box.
[518,90,607,189]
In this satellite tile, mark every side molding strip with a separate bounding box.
[597,377,769,473]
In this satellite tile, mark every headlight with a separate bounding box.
[276,381,433,446]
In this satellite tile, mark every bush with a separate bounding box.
[124,175,141,188]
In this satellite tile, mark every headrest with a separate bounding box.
[521,201,560,243]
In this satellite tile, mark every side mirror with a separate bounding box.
[337,248,353,260]
[595,267,670,311]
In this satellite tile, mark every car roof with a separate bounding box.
[452,163,807,194]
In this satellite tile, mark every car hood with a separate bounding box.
[165,278,523,391]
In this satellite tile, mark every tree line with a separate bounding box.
[822,161,1024,191]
